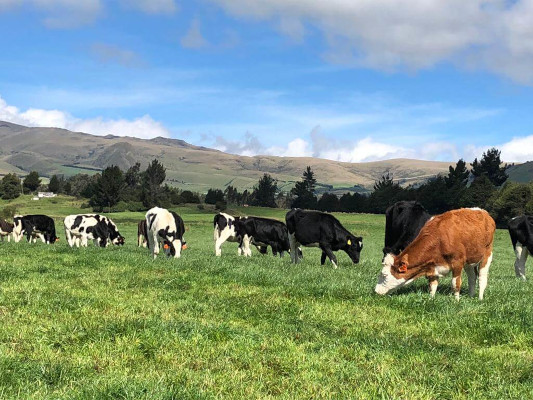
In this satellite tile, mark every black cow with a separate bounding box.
[508,215,533,280]
[383,200,431,256]
[233,216,290,257]
[13,214,58,244]
[0,218,13,242]
[286,209,363,268]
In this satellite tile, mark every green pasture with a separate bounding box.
[0,196,532,399]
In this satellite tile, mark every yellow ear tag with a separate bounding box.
[347,239,352,245]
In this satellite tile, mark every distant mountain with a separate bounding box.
[0,120,457,193]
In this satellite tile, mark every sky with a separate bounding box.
[2,0,533,163]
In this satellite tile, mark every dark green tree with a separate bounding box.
[488,182,533,227]
[317,193,339,212]
[291,166,318,209]
[460,175,497,209]
[141,159,167,208]
[471,148,508,186]
[23,171,41,193]
[252,173,278,208]
[48,175,60,193]
[1,173,22,200]
[90,165,125,210]
[445,159,469,188]
[368,172,403,213]
[205,189,225,204]
[179,190,200,204]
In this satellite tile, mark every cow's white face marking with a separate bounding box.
[375,254,413,294]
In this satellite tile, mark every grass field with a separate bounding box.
[1,197,532,399]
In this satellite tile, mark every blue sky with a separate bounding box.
[2,0,533,162]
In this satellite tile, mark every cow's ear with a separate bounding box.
[398,254,409,273]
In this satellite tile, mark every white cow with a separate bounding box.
[145,207,186,259]
[64,214,124,248]
[213,212,242,256]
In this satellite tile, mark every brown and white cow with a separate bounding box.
[375,208,495,300]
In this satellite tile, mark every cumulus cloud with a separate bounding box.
[0,95,169,139]
[207,0,533,83]
[181,18,208,49]
[90,43,144,67]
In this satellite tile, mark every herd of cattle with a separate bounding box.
[1,202,532,299]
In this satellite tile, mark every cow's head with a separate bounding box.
[375,253,414,295]
[163,239,186,258]
[113,234,125,246]
[344,235,363,264]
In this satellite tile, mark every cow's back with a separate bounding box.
[420,208,495,262]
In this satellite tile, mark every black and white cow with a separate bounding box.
[13,214,59,244]
[214,212,242,256]
[383,200,431,257]
[0,218,13,242]
[234,216,291,257]
[286,209,363,268]
[138,219,148,247]
[145,207,186,259]
[507,215,533,280]
[64,214,125,248]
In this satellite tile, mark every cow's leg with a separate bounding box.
[7,234,10,243]
[289,233,299,264]
[241,235,252,257]
[148,232,159,259]
[320,251,327,265]
[451,269,462,301]
[464,264,477,297]
[320,245,338,269]
[138,234,143,247]
[215,228,232,256]
[478,252,492,300]
[514,243,528,280]
[428,276,439,298]
[174,239,182,258]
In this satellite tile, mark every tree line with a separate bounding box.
[0,148,530,226]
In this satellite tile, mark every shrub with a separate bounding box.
[0,204,18,220]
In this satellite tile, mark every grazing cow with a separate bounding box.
[13,214,59,244]
[214,213,242,256]
[383,200,431,257]
[286,209,363,268]
[64,214,125,248]
[375,208,495,300]
[234,216,291,257]
[145,207,186,259]
[507,215,533,280]
[138,219,148,247]
[0,218,13,242]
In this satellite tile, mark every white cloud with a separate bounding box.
[31,0,102,28]
[90,43,144,67]
[499,135,533,162]
[181,18,208,49]
[208,0,533,84]
[122,0,177,14]
[0,95,169,139]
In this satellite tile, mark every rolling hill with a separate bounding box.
[0,120,457,193]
